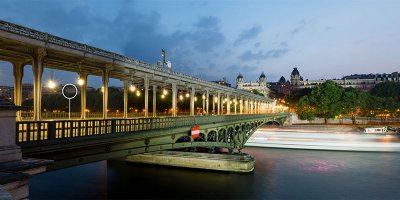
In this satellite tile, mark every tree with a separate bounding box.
[285,88,312,109]
[341,88,367,124]
[296,96,316,121]
[371,82,400,99]
[296,81,344,123]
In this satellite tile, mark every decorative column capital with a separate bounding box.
[34,47,47,59]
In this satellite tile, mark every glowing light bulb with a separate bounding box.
[136,91,141,96]
[129,84,136,92]
[194,97,197,101]
[163,89,168,95]
[179,95,183,100]
[77,78,84,86]
[101,86,104,93]
[214,97,218,101]
[186,93,190,98]
[161,94,165,99]
[202,95,205,100]
[47,80,56,89]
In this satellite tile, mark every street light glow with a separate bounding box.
[47,79,56,89]
[77,78,84,86]
[129,84,136,92]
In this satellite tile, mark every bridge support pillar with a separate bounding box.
[32,48,46,121]
[206,89,209,114]
[80,72,88,119]
[0,100,52,200]
[123,80,129,118]
[221,95,224,115]
[172,83,177,117]
[202,93,205,114]
[153,85,157,117]
[234,97,237,115]
[144,77,149,118]
[217,92,220,115]
[226,94,230,115]
[102,67,110,119]
[190,87,195,116]
[250,100,253,114]
[12,62,24,121]
[240,98,243,114]
[212,94,215,114]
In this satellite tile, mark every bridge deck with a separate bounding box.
[16,114,288,170]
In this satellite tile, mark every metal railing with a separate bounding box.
[16,114,287,144]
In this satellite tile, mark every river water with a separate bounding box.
[29,129,400,199]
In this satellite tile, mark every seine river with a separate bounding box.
[29,145,400,199]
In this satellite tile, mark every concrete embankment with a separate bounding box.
[125,151,254,173]
[246,126,400,152]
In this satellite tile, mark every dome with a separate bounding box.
[259,72,266,79]
[279,76,286,83]
[237,73,243,79]
[291,67,300,76]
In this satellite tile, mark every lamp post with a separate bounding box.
[161,49,166,68]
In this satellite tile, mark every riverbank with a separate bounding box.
[246,125,400,152]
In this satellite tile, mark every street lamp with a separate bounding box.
[77,78,84,86]
[163,88,168,95]
[47,79,56,89]
[129,84,136,92]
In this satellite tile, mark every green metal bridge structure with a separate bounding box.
[17,113,288,170]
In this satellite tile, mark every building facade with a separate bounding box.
[236,72,271,96]
[290,67,399,91]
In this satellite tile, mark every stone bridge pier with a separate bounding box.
[0,99,51,200]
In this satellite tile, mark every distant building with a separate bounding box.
[236,72,271,96]
[22,83,33,100]
[269,76,292,96]
[0,86,13,100]
[212,77,232,87]
[290,67,399,91]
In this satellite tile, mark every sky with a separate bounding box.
[0,0,399,87]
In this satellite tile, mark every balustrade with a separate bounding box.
[16,114,284,144]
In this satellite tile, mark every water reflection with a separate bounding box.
[30,148,400,199]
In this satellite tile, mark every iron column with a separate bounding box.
[12,62,24,121]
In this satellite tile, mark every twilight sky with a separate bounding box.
[0,0,399,87]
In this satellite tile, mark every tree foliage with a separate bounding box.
[304,81,344,123]
[371,82,400,99]
[285,88,312,109]
[296,96,315,121]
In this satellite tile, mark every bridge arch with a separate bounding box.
[265,120,281,126]
[218,128,227,142]
[207,130,217,142]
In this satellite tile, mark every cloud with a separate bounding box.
[290,20,307,35]
[239,48,289,61]
[234,26,262,46]
[195,16,220,30]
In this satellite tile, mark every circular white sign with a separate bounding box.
[62,84,78,100]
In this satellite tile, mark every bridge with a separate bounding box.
[0,19,288,199]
